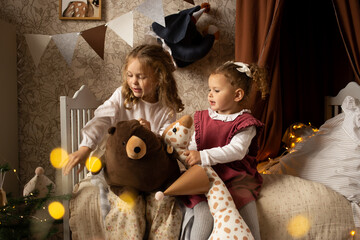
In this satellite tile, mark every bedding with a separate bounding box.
[257,174,355,239]
[69,172,356,240]
[69,176,105,240]
[273,95,360,227]
[69,174,183,240]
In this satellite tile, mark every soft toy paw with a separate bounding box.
[23,167,56,198]
[103,119,181,194]
[152,3,219,68]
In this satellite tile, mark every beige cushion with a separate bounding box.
[257,174,355,240]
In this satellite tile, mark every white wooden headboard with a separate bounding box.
[324,81,360,120]
[59,85,101,240]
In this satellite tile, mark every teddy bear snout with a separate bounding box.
[126,135,147,159]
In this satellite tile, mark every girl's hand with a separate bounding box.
[63,146,92,176]
[184,150,201,167]
[138,118,151,130]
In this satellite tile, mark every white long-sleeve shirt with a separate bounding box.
[188,108,256,167]
[79,86,175,150]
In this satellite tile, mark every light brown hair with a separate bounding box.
[121,44,184,113]
[212,61,269,100]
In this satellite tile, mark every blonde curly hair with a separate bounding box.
[121,44,184,114]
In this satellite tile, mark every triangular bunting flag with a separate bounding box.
[52,32,80,65]
[107,11,134,47]
[183,0,195,4]
[24,34,52,67]
[80,25,107,59]
[135,0,165,27]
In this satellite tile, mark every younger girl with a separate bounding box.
[63,44,184,239]
[183,61,269,240]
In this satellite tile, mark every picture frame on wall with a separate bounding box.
[59,0,101,20]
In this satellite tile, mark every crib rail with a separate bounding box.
[59,85,100,240]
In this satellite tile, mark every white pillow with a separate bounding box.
[277,96,360,226]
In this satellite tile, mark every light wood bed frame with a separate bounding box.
[59,81,360,239]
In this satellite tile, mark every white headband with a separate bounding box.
[232,61,252,78]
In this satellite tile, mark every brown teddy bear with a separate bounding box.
[95,119,183,239]
[103,119,181,194]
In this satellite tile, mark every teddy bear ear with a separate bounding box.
[108,126,116,135]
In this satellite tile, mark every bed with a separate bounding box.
[59,82,359,239]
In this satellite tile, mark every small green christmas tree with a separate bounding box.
[0,164,70,239]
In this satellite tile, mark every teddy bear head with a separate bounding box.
[103,119,180,193]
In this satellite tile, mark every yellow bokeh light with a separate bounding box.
[117,191,137,211]
[48,201,65,220]
[287,215,310,238]
[351,230,356,236]
[50,148,69,169]
[85,156,102,173]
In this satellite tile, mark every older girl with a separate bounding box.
[64,44,184,240]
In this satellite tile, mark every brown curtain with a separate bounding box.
[332,0,360,83]
[235,0,356,161]
[235,0,285,161]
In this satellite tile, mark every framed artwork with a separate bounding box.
[59,0,101,20]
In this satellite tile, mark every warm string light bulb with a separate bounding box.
[283,122,319,151]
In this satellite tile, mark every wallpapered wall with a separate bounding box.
[0,0,236,188]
